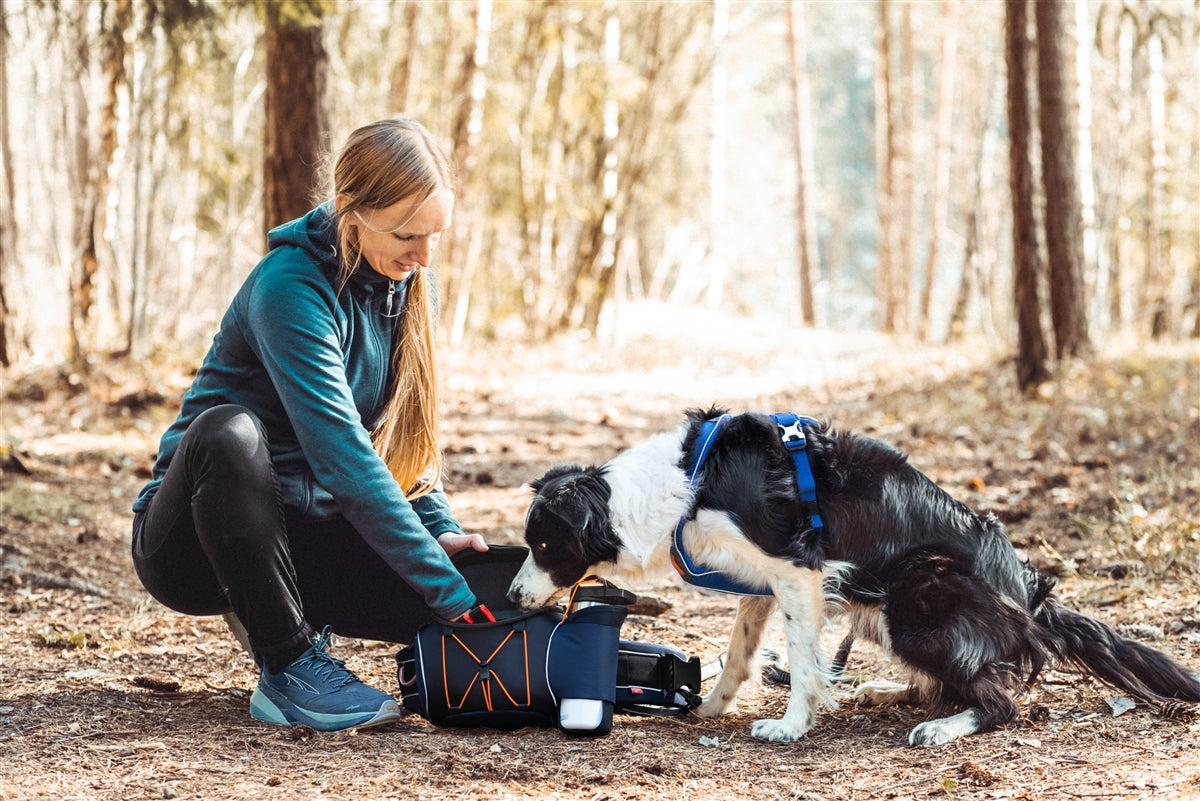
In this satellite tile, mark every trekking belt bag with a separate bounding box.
[395,545,702,735]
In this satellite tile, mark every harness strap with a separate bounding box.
[771,412,824,537]
[671,416,769,595]
[670,413,825,597]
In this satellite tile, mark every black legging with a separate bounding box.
[132,405,436,673]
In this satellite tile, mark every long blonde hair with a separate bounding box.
[330,119,456,500]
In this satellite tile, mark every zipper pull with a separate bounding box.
[386,280,395,316]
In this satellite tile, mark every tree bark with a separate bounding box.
[1144,25,1170,338]
[446,0,491,345]
[0,0,13,366]
[66,1,97,367]
[874,0,895,332]
[785,0,817,327]
[1005,0,1050,389]
[263,13,327,238]
[1035,0,1090,358]
[1072,0,1099,327]
[388,1,420,114]
[918,1,956,342]
[894,2,914,334]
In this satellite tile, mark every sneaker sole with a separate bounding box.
[250,686,401,732]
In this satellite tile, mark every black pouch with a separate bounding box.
[395,545,699,733]
[617,639,703,716]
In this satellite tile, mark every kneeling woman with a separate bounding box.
[131,119,490,732]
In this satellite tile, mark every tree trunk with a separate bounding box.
[1073,0,1100,328]
[1144,25,1170,339]
[66,1,98,367]
[263,13,327,238]
[1005,0,1050,390]
[579,5,626,333]
[894,1,914,334]
[874,0,895,332]
[446,0,492,345]
[707,0,728,311]
[1035,0,1090,358]
[918,0,956,342]
[0,0,13,366]
[99,0,131,352]
[1107,12,1136,330]
[388,1,420,114]
[785,0,817,327]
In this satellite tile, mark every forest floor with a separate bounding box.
[2,308,1199,801]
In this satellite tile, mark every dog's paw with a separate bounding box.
[696,693,736,719]
[907,710,981,746]
[749,717,810,743]
[853,679,914,706]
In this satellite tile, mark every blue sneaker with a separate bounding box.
[249,626,400,731]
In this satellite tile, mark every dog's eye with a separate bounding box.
[535,542,549,552]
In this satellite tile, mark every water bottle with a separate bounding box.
[556,579,636,733]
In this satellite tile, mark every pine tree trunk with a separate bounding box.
[786,0,817,327]
[263,15,327,238]
[388,1,420,114]
[66,1,97,367]
[874,0,895,332]
[1035,0,1090,358]
[445,0,491,346]
[918,0,957,342]
[0,0,13,366]
[1006,0,1050,389]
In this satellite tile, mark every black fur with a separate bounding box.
[520,405,1200,742]
[524,463,619,589]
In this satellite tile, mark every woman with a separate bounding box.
[131,119,491,732]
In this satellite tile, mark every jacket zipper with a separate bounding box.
[385,280,396,316]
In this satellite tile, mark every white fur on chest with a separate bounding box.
[600,424,693,583]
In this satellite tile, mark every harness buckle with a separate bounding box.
[777,420,806,447]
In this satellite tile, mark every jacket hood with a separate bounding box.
[267,202,339,260]
[267,202,394,293]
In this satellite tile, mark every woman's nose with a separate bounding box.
[412,237,433,266]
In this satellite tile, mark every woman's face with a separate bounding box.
[350,187,455,282]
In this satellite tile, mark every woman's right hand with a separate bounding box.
[437,531,489,557]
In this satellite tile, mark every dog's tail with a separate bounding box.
[1035,595,1200,703]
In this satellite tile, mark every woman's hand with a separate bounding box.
[437,531,489,557]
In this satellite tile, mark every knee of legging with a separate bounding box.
[189,405,271,474]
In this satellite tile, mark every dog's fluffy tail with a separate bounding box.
[1036,596,1200,703]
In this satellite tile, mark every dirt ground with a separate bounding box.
[2,315,1198,801]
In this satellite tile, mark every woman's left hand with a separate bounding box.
[437,532,489,557]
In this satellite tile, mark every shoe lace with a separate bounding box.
[291,626,358,689]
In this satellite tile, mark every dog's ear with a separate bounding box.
[529,463,588,494]
[532,468,608,532]
[545,494,593,533]
[685,405,728,425]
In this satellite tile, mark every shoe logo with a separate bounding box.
[282,674,320,694]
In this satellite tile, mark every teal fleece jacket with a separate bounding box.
[133,203,475,619]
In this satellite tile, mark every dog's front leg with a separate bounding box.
[750,570,832,743]
[696,595,775,719]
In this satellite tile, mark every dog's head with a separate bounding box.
[506,463,623,608]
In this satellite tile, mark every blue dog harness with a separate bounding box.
[670,413,825,596]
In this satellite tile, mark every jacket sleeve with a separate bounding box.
[410,480,464,538]
[240,257,475,620]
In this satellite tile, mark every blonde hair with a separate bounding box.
[330,119,456,500]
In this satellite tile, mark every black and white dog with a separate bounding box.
[507,406,1200,745]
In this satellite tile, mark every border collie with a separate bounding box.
[507,406,1200,745]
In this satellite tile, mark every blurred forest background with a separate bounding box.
[2,5,1199,797]
[0,0,1197,386]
